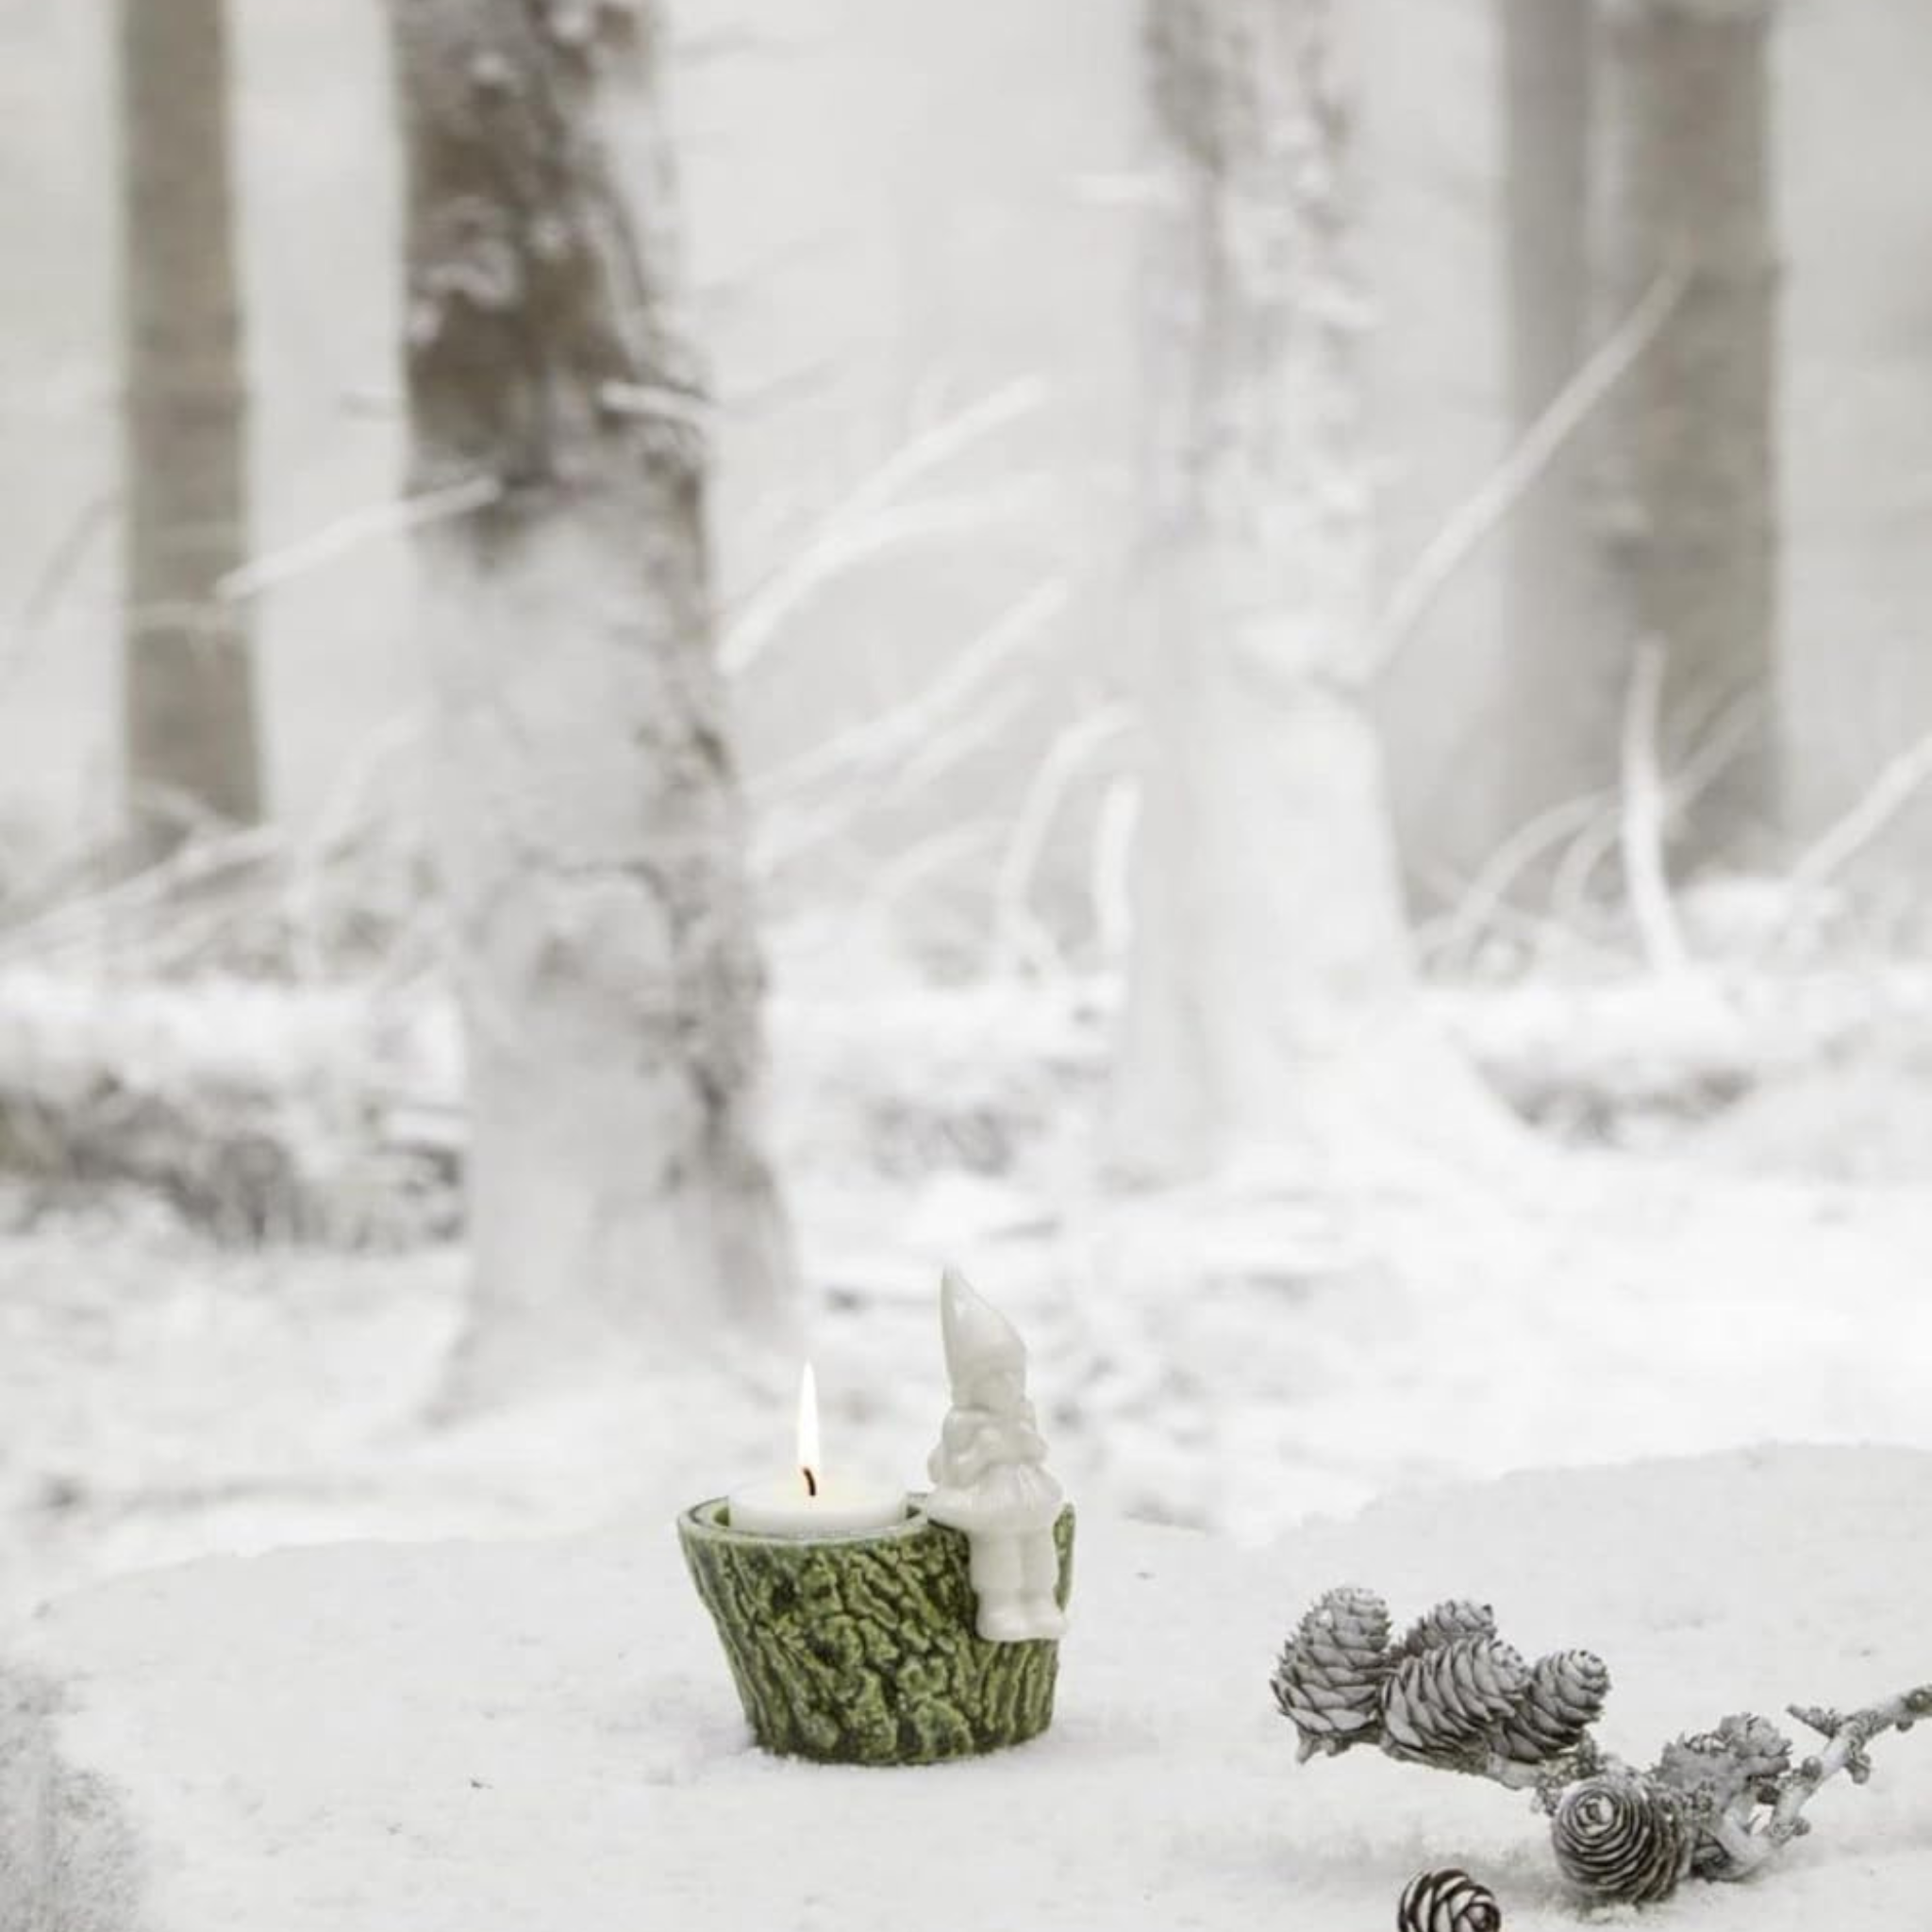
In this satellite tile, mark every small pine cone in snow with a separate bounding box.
[1550,1774,1692,1905]
[1396,1867,1502,1932]
[1399,1599,1497,1657]
[1271,1586,1392,1757]
[1492,1649,1609,1764]
[1381,1636,1531,1761]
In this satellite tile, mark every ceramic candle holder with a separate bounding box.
[677,1495,1074,1765]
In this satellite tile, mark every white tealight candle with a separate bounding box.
[725,1363,905,1537]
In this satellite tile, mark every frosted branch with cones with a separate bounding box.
[1272,1587,1928,1907]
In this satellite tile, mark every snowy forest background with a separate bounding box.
[3,0,1931,1627]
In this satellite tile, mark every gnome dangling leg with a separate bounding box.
[924,1267,1068,1642]
[1016,1526,1065,1638]
[965,1531,1029,1641]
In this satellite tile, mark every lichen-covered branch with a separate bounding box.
[1723,1686,1932,1870]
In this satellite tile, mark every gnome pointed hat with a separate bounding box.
[940,1266,1025,1390]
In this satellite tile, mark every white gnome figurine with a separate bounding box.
[924,1267,1067,1642]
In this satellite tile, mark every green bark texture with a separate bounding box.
[678,1500,1074,1765]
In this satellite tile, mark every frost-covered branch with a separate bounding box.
[1788,728,1932,896]
[1751,1688,1932,1858]
[719,376,1050,675]
[213,476,501,604]
[1619,638,1688,973]
[1370,263,1688,672]
[751,577,1066,805]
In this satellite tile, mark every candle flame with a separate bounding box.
[796,1361,821,1496]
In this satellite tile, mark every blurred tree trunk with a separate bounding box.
[389,0,796,1404]
[1501,0,1618,830]
[116,0,261,859]
[1114,0,1481,1179]
[1592,0,1780,868]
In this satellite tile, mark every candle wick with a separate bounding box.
[802,1466,819,1498]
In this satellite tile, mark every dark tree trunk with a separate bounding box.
[116,0,261,858]
[1502,0,1618,830]
[388,0,795,1403]
[1592,0,1780,868]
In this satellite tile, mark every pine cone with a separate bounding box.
[1550,1774,1691,1905]
[1492,1649,1608,1764]
[1397,1867,1502,1932]
[1399,1599,1497,1657]
[1381,1636,1530,1761]
[1271,1586,1391,1758]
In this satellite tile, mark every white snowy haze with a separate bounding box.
[2,0,1931,1924]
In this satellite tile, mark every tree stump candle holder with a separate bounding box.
[678,1496,1074,1765]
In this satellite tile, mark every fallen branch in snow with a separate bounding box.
[1275,1587,1930,1907]
[0,970,462,1245]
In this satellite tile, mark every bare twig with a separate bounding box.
[989,701,1133,978]
[597,380,711,428]
[1089,774,1140,974]
[750,576,1067,804]
[1619,638,1689,973]
[861,820,1000,915]
[1789,727,1932,895]
[720,375,1050,675]
[0,824,283,970]
[724,484,1050,682]
[1424,789,1609,974]
[214,475,502,604]
[1370,263,1689,673]
[14,491,118,633]
[1548,691,1757,933]
[753,685,1026,878]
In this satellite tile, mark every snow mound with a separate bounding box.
[2,1445,1927,1930]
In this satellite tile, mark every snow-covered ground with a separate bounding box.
[4,1446,1926,1930]
[3,925,1929,1631]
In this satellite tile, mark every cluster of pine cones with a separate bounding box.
[1273,1586,1825,1907]
[1271,1587,1608,1774]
